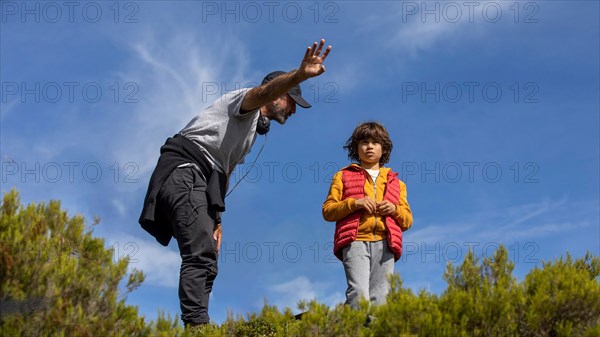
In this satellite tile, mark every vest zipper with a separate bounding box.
[364,169,379,237]
[373,174,378,230]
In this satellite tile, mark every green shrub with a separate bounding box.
[3,190,598,337]
[0,190,183,336]
[519,252,600,336]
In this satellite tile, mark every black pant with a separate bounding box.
[157,167,218,324]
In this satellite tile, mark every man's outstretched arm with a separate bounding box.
[240,38,332,112]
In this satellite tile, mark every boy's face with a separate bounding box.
[357,138,382,167]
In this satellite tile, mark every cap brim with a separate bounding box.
[289,93,312,108]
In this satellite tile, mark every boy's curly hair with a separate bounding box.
[343,121,393,165]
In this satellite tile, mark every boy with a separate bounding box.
[322,122,412,308]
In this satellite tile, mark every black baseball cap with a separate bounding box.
[261,70,312,108]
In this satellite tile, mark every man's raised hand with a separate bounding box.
[298,39,332,80]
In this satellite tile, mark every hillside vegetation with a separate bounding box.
[1,190,598,337]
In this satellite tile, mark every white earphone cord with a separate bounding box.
[225,134,267,197]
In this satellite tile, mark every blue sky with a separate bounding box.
[1,0,598,324]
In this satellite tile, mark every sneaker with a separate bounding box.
[364,314,377,327]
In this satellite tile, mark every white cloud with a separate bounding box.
[391,18,462,58]
[0,99,19,122]
[408,198,596,247]
[108,233,181,288]
[360,2,516,58]
[111,198,127,217]
[272,276,318,304]
[320,291,345,308]
[107,30,251,178]
[267,276,344,311]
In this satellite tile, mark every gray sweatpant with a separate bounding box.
[342,240,395,309]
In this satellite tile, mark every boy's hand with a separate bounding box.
[356,197,376,214]
[376,201,397,216]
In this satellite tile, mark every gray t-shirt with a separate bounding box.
[179,88,259,174]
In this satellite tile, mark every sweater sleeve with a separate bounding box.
[322,171,359,222]
[392,180,413,231]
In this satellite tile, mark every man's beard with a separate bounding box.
[266,102,288,124]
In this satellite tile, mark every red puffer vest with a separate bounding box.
[333,166,403,261]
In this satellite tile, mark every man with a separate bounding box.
[139,38,332,327]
